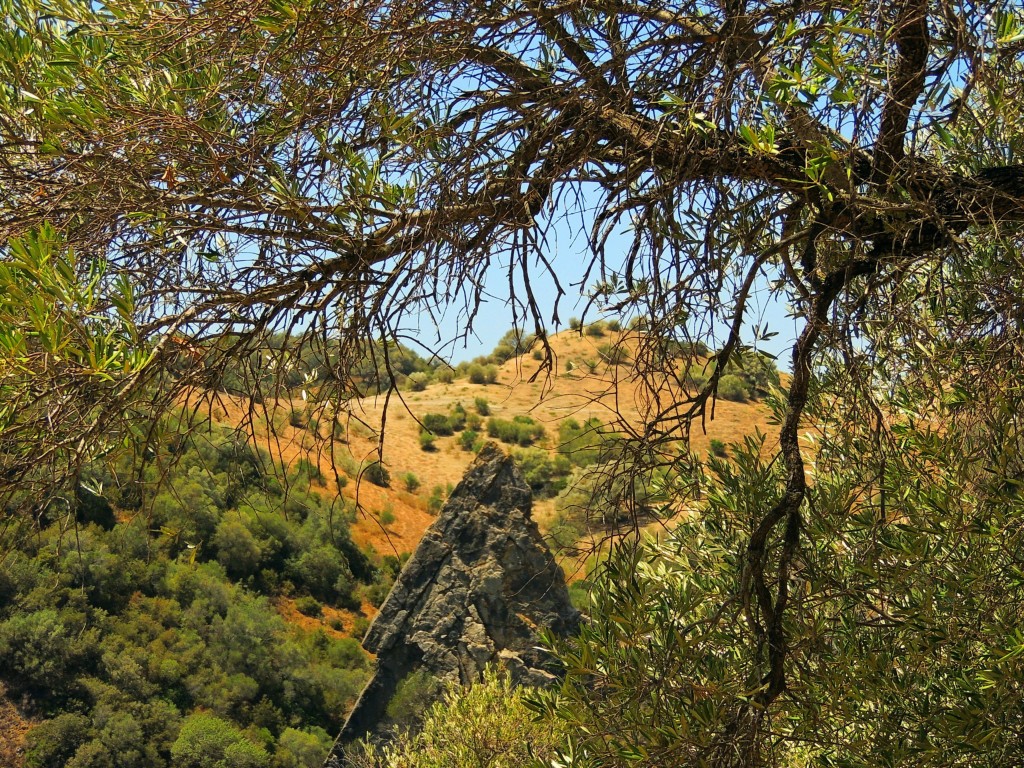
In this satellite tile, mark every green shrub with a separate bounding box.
[352,616,371,638]
[568,317,582,331]
[557,417,612,467]
[447,404,467,431]
[434,367,455,384]
[353,666,563,768]
[710,439,728,458]
[483,364,499,384]
[379,507,396,527]
[427,486,446,515]
[473,397,490,416]
[717,374,750,402]
[459,429,480,452]
[548,513,586,552]
[421,413,454,435]
[597,342,630,367]
[586,322,606,337]
[294,457,323,484]
[406,372,430,391]
[213,519,264,579]
[684,363,708,390]
[287,545,357,605]
[487,416,545,447]
[513,448,573,497]
[606,319,622,332]
[289,409,306,428]
[171,713,270,768]
[24,713,91,768]
[568,580,594,613]
[384,669,442,727]
[402,472,421,492]
[275,728,332,768]
[295,595,323,617]
[363,461,390,487]
[467,364,487,384]
[419,430,436,452]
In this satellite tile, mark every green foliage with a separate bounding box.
[401,472,420,492]
[379,507,396,527]
[294,596,322,618]
[0,420,372,765]
[709,438,727,457]
[421,412,454,436]
[171,713,270,768]
[426,485,446,515]
[585,322,606,337]
[488,330,536,364]
[418,430,436,451]
[556,458,671,529]
[214,518,265,580]
[24,713,91,768]
[447,403,467,431]
[353,666,563,768]
[467,364,487,384]
[384,668,442,728]
[406,371,431,391]
[597,342,630,367]
[683,362,709,391]
[292,457,324,485]
[557,417,615,467]
[363,461,390,488]
[486,416,545,447]
[473,397,490,416]
[458,429,481,452]
[716,373,751,402]
[274,727,332,768]
[512,448,573,498]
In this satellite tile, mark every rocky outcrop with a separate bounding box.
[325,442,579,765]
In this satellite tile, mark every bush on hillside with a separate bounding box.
[717,374,750,402]
[487,416,545,447]
[352,666,563,768]
[421,413,454,436]
[364,461,390,487]
[406,372,431,391]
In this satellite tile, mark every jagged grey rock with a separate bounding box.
[324,442,580,766]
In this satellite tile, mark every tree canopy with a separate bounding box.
[2,0,1024,765]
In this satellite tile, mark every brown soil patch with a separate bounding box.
[271,596,378,638]
[0,683,34,768]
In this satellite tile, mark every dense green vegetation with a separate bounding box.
[0,424,378,767]
[350,666,563,768]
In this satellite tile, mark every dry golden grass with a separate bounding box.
[195,328,779,558]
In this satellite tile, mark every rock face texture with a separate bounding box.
[325,442,579,764]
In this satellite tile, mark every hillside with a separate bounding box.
[0,324,779,768]
[196,326,780,557]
